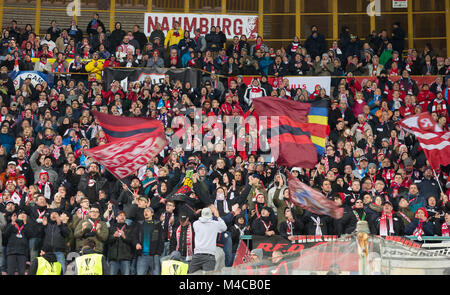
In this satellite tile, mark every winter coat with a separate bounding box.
[42,221,70,253]
[107,222,134,261]
[404,218,434,236]
[371,212,404,236]
[132,219,164,256]
[4,222,32,256]
[73,217,109,252]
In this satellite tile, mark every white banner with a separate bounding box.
[285,76,331,96]
[144,13,259,39]
[393,0,407,8]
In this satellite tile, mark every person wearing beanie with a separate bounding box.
[29,245,62,275]
[168,213,195,263]
[251,206,278,237]
[372,201,404,236]
[279,207,304,241]
[77,162,107,204]
[404,207,434,239]
[188,206,227,273]
[337,198,368,234]
[4,211,32,275]
[106,211,135,275]
[70,239,109,275]
[41,208,70,274]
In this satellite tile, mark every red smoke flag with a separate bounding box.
[84,112,168,179]
[252,97,327,169]
[398,113,450,170]
[288,172,344,219]
[232,240,252,267]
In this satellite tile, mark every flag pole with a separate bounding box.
[433,168,445,195]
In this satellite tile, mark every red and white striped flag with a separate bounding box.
[398,113,450,170]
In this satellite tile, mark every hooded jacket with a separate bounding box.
[29,252,61,275]
[192,216,227,256]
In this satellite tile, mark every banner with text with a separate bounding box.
[230,76,331,95]
[103,67,201,91]
[144,13,259,39]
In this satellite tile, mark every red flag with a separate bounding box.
[91,111,162,142]
[398,113,450,169]
[252,97,321,168]
[84,113,168,179]
[232,240,252,267]
[288,172,344,219]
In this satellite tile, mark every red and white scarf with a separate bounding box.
[412,220,424,239]
[441,223,450,237]
[176,223,193,261]
[89,218,99,232]
[380,212,395,236]
[311,216,322,236]
[38,180,52,200]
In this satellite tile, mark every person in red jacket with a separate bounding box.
[399,95,415,118]
[102,80,125,104]
[416,83,436,111]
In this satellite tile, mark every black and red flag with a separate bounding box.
[84,111,168,179]
[252,97,327,169]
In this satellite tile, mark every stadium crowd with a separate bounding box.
[0,14,448,275]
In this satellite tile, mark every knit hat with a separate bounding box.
[39,170,49,178]
[201,207,212,219]
[415,207,428,218]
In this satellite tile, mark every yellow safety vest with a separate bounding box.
[75,253,103,275]
[161,260,189,275]
[36,257,62,275]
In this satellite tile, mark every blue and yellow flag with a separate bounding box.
[307,100,329,155]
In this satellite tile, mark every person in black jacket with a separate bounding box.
[205,26,222,52]
[133,207,164,275]
[371,201,404,236]
[107,211,134,275]
[302,211,333,236]
[251,207,278,236]
[19,194,48,264]
[391,22,405,54]
[338,199,368,235]
[279,207,304,241]
[77,162,107,204]
[229,213,250,256]
[41,208,70,273]
[5,211,33,275]
[86,13,106,37]
[168,213,196,263]
[108,22,126,53]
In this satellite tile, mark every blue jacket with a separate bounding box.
[405,218,434,236]
[0,133,14,153]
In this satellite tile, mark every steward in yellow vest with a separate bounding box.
[74,239,109,275]
[29,248,62,275]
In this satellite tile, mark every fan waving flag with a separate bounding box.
[288,172,343,219]
[398,113,450,170]
[252,97,329,168]
[84,112,168,179]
